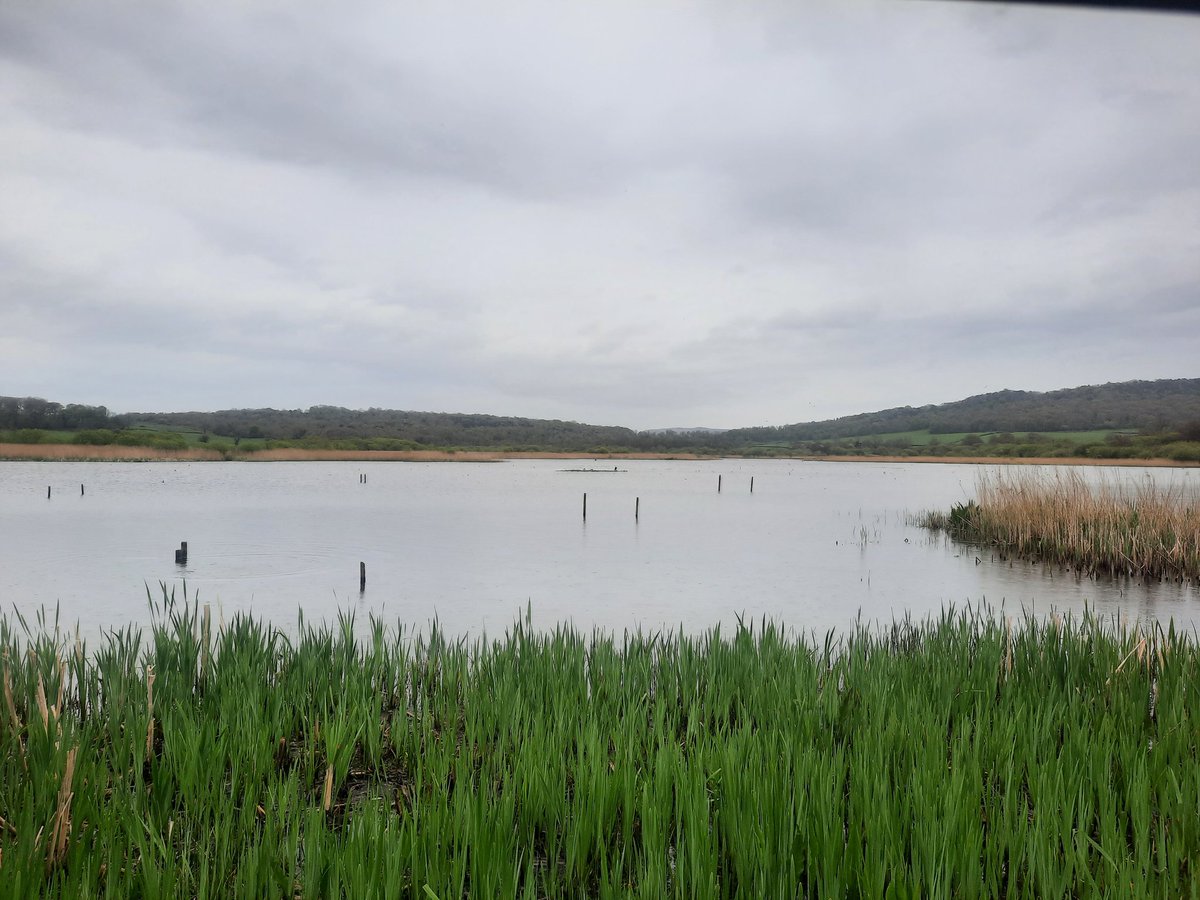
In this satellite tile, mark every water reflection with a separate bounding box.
[0,459,1193,641]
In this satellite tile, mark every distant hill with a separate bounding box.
[3,378,1197,453]
[721,379,1200,444]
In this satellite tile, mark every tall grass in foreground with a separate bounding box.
[921,469,1200,582]
[3,592,1200,898]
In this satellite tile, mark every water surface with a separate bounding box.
[0,459,1194,640]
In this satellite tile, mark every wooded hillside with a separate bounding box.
[2,378,1197,452]
[720,379,1200,444]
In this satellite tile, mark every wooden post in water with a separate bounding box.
[174,542,188,565]
[81,484,85,496]
[583,493,587,521]
[360,562,366,591]
[635,497,639,521]
[718,475,722,493]
[47,486,51,499]
[750,476,754,493]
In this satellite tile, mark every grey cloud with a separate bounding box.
[2,2,1198,430]
[0,3,628,200]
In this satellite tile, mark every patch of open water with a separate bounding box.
[0,459,1194,641]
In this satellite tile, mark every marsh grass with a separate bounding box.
[921,469,1200,582]
[2,590,1200,897]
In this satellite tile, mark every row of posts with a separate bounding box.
[168,539,366,593]
[44,485,87,498]
[584,475,753,521]
[160,472,752,580]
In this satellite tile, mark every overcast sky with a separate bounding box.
[1,1,1197,430]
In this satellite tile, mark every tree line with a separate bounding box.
[2,377,1198,453]
[0,396,110,431]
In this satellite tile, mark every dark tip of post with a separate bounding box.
[360,561,366,591]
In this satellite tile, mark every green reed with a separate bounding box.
[2,590,1199,897]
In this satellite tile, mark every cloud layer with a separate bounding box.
[2,1,1197,428]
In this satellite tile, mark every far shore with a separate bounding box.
[1,442,1196,467]
[828,454,1197,467]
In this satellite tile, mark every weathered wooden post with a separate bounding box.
[718,475,722,493]
[360,562,366,591]
[47,486,51,499]
[81,484,85,496]
[750,476,754,493]
[174,542,188,565]
[635,497,640,521]
[583,493,587,521]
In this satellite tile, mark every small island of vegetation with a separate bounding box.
[920,470,1200,583]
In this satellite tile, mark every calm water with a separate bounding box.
[0,459,1195,640]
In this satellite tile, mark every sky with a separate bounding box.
[1,1,1197,431]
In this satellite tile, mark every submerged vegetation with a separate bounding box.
[3,594,1200,897]
[921,470,1200,583]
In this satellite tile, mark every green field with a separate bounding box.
[124,423,269,451]
[2,595,1197,897]
[0,430,78,444]
[853,428,1139,447]
[743,429,1143,453]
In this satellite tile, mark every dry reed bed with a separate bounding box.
[3,593,1200,897]
[922,470,1200,582]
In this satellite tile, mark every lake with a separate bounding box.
[0,459,1195,641]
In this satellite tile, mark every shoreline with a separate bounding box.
[820,453,1197,467]
[0,442,1194,466]
[0,443,705,462]
[0,441,1195,468]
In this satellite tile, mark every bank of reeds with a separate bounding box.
[921,469,1200,582]
[3,592,1200,897]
